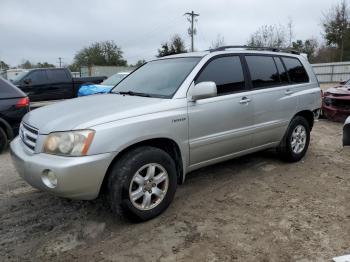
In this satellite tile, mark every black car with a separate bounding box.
[0,77,30,153]
[12,68,106,102]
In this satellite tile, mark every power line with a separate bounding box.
[185,11,199,52]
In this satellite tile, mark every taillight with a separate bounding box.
[16,97,29,108]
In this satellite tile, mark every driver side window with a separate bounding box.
[195,56,246,95]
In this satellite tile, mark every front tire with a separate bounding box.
[107,146,177,221]
[278,116,310,162]
[0,127,8,154]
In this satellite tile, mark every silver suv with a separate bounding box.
[10,47,321,221]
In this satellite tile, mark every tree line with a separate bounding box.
[0,0,349,71]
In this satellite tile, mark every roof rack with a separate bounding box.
[209,45,300,55]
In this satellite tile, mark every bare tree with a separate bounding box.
[210,34,226,49]
[287,17,294,47]
[247,25,287,48]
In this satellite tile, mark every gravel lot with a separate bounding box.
[1,120,349,262]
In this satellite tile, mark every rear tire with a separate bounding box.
[0,127,8,154]
[107,146,177,221]
[278,116,310,162]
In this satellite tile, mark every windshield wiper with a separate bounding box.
[115,91,151,97]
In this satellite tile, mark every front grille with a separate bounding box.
[19,122,38,153]
[323,97,350,110]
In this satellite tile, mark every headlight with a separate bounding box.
[43,130,95,156]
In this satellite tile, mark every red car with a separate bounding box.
[322,80,350,122]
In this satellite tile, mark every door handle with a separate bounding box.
[285,89,294,95]
[239,96,251,104]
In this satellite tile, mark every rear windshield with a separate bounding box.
[0,77,25,99]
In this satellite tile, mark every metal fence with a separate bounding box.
[80,66,136,77]
[312,62,350,83]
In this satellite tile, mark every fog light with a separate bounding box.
[41,169,57,188]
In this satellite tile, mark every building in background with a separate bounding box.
[80,65,136,77]
[5,68,28,81]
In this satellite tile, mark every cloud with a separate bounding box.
[0,0,340,67]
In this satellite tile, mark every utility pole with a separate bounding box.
[185,11,199,52]
[58,57,63,68]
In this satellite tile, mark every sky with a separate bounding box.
[0,0,340,67]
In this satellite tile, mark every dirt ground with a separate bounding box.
[1,120,350,262]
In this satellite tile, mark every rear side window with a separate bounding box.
[245,56,280,88]
[282,57,309,83]
[28,70,48,84]
[274,57,289,83]
[46,70,69,82]
[196,56,245,95]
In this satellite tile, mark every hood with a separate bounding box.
[23,94,169,134]
[325,86,350,96]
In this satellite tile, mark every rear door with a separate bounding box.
[188,55,254,166]
[244,55,297,147]
[46,69,72,100]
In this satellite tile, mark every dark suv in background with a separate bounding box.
[12,68,106,102]
[0,77,29,153]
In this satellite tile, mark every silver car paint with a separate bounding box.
[10,50,321,200]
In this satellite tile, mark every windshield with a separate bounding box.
[101,73,128,86]
[112,57,201,98]
[12,71,30,83]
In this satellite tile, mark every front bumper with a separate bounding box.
[322,103,350,122]
[10,136,116,200]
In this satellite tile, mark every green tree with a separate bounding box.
[72,41,127,69]
[135,59,146,67]
[292,39,318,60]
[20,60,55,69]
[247,25,287,48]
[322,0,350,61]
[35,62,55,68]
[157,34,187,57]
[21,60,33,69]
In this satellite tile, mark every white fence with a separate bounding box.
[312,61,350,83]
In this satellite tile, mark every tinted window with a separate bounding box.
[282,57,309,83]
[28,70,48,84]
[246,56,280,88]
[47,69,69,82]
[0,77,25,98]
[196,56,245,95]
[274,57,289,83]
[112,57,200,98]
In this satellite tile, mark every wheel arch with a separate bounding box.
[100,137,184,195]
[293,110,314,130]
[0,118,14,140]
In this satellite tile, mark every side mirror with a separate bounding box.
[23,78,32,85]
[340,81,347,85]
[191,81,217,101]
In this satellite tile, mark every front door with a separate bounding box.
[188,55,254,166]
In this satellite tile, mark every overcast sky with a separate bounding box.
[0,0,340,67]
